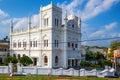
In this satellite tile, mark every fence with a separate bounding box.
[0,63,115,77]
[17,63,98,76]
[0,63,12,74]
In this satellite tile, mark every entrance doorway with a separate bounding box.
[68,59,79,67]
[33,58,37,66]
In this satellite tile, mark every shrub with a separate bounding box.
[91,64,101,69]
[4,55,18,65]
[80,61,91,67]
[104,60,112,66]
[19,55,33,66]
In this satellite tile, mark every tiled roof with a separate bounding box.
[116,54,120,58]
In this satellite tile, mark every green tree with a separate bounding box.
[85,51,95,61]
[19,55,33,66]
[80,61,91,67]
[86,51,105,64]
[108,41,120,59]
[104,60,112,66]
[4,55,18,65]
[96,51,105,60]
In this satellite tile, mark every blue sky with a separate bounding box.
[0,0,120,47]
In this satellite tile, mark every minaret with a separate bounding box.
[10,20,13,33]
[40,5,42,67]
[10,20,13,56]
[28,16,31,30]
[64,10,68,29]
[78,17,82,64]
[78,17,80,28]
[63,10,68,68]
[40,5,42,28]
[28,16,31,57]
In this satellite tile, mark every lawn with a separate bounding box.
[0,74,119,80]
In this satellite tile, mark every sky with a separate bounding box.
[0,0,120,47]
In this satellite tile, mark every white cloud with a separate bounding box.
[89,22,118,38]
[81,42,88,46]
[0,9,9,18]
[57,0,83,20]
[2,13,40,30]
[105,22,117,31]
[90,30,104,37]
[82,0,119,21]
[14,17,28,30]
[31,14,40,27]
[109,32,120,38]
[58,0,120,21]
[14,13,40,30]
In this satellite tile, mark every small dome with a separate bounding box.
[68,15,78,21]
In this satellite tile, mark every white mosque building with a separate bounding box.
[10,3,81,68]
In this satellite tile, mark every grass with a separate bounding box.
[0,74,119,80]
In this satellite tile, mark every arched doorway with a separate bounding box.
[55,56,58,66]
[44,56,48,66]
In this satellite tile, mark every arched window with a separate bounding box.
[44,56,48,65]
[72,43,74,48]
[23,41,27,47]
[13,42,16,48]
[72,24,74,28]
[55,56,58,66]
[68,42,70,48]
[18,54,21,59]
[44,18,49,26]
[18,42,21,47]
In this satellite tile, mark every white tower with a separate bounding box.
[78,17,82,63]
[63,10,68,68]
[28,16,31,57]
[10,20,13,55]
[10,20,13,33]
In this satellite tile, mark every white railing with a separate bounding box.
[18,65,115,77]
[18,66,97,76]
[52,68,62,76]
[37,68,51,75]
[0,63,115,77]
[0,66,9,74]
[85,69,97,76]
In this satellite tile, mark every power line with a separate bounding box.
[81,37,120,42]
[10,37,120,45]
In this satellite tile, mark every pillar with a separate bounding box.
[17,63,21,72]
[9,62,13,73]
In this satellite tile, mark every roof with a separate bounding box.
[114,46,120,50]
[68,53,80,59]
[116,54,120,58]
[0,40,9,43]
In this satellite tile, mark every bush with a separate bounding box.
[104,60,112,66]
[0,57,2,64]
[98,60,105,67]
[91,64,101,69]
[19,55,33,66]
[80,61,91,67]
[4,55,18,65]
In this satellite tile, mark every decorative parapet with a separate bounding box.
[11,26,39,35]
